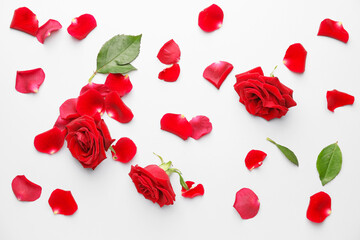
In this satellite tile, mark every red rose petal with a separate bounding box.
[306,191,331,223]
[245,150,267,171]
[233,188,260,220]
[111,137,137,163]
[80,82,110,97]
[160,113,193,140]
[198,4,224,32]
[181,181,205,198]
[76,88,105,116]
[34,127,65,154]
[158,64,180,82]
[36,19,62,44]
[105,73,133,97]
[67,14,97,40]
[203,61,233,89]
[326,89,354,112]
[283,43,307,73]
[105,91,134,123]
[189,115,212,140]
[10,7,39,36]
[59,98,79,120]
[317,18,349,43]
[15,68,45,94]
[48,189,78,215]
[54,115,72,131]
[12,175,42,201]
[157,39,181,65]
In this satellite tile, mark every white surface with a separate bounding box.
[1,0,360,239]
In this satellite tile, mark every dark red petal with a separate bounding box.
[233,188,260,220]
[54,115,72,131]
[105,91,133,123]
[80,82,110,97]
[36,19,62,44]
[326,89,354,112]
[181,181,205,198]
[283,43,307,73]
[245,150,267,171]
[67,14,97,40]
[59,98,79,120]
[160,113,192,140]
[12,175,42,201]
[157,39,181,64]
[76,88,105,116]
[10,7,39,36]
[306,191,331,223]
[189,115,212,140]
[317,18,349,43]
[203,61,233,89]
[198,4,224,32]
[105,73,133,97]
[34,127,65,154]
[111,137,137,163]
[158,64,180,82]
[48,189,78,215]
[15,68,45,93]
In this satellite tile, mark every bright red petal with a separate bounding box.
[80,82,110,97]
[10,7,39,36]
[59,98,79,120]
[306,191,331,223]
[105,91,134,123]
[12,175,42,201]
[283,43,307,73]
[157,39,181,64]
[317,18,349,43]
[158,64,180,82]
[76,88,105,116]
[203,61,233,89]
[67,14,97,40]
[48,189,78,215]
[15,68,45,93]
[198,4,224,32]
[160,113,192,140]
[54,115,72,131]
[105,73,133,97]
[36,19,62,44]
[245,150,267,171]
[111,137,137,163]
[326,89,354,112]
[189,115,212,140]
[34,127,65,154]
[233,188,260,220]
[181,181,205,198]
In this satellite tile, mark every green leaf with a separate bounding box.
[316,142,342,186]
[267,137,299,166]
[96,34,142,74]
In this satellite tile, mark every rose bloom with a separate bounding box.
[234,67,296,121]
[129,164,176,207]
[65,115,114,169]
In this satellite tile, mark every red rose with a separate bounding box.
[65,115,114,169]
[129,164,176,207]
[234,67,296,121]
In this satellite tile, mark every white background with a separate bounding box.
[1,0,360,239]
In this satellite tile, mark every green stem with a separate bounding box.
[153,152,164,164]
[266,137,276,145]
[88,71,97,83]
[109,146,116,154]
[270,65,278,77]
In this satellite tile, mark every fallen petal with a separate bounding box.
[10,7,39,36]
[245,150,267,171]
[283,43,307,73]
[105,73,133,97]
[36,19,62,44]
[54,115,72,131]
[12,175,42,201]
[80,82,110,97]
[203,61,233,89]
[182,181,205,198]
[158,64,180,82]
[15,68,45,93]
[317,18,349,43]
[306,191,331,223]
[198,4,224,32]
[111,137,137,163]
[326,89,354,112]
[59,98,79,120]
[189,115,212,140]
[34,127,65,154]
[76,88,105,116]
[48,189,78,215]
[105,91,134,123]
[233,188,260,219]
[160,113,192,140]
[67,14,97,40]
[157,39,181,64]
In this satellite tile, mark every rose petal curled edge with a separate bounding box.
[15,68,45,94]
[12,175,42,201]
[157,39,181,65]
[34,127,65,154]
[10,7,39,36]
[317,18,349,43]
[203,61,233,89]
[36,19,62,44]
[326,89,354,112]
[160,113,192,140]
[181,181,205,198]
[158,64,180,82]
[245,150,267,171]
